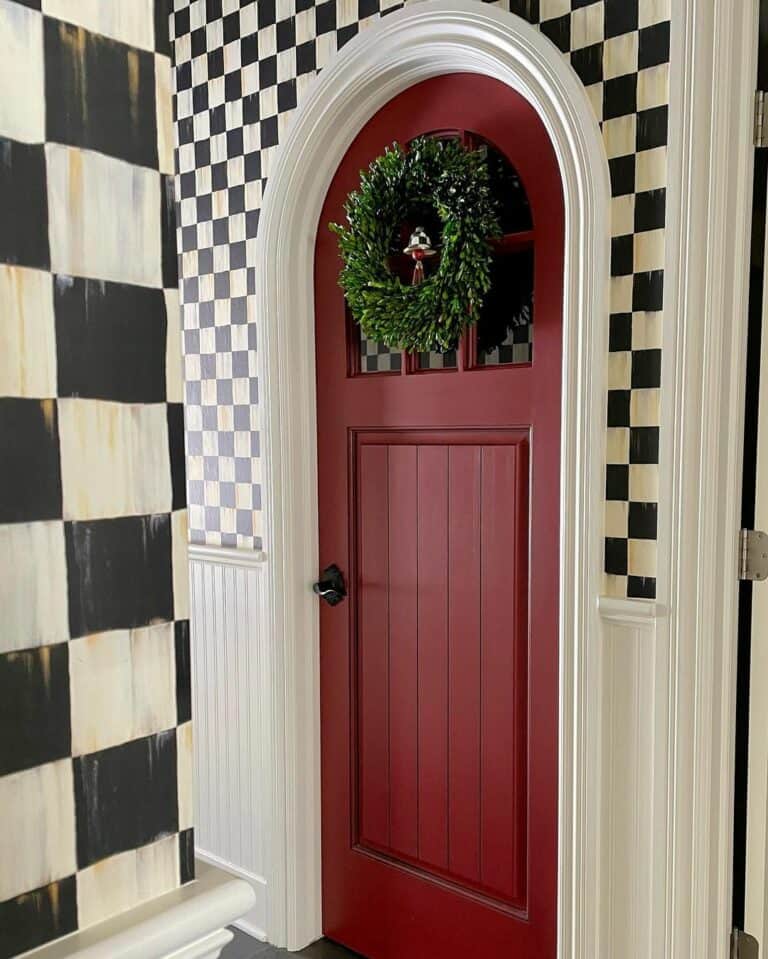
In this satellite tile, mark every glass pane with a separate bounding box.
[476,249,534,366]
[359,327,402,374]
[484,144,532,234]
[416,348,458,370]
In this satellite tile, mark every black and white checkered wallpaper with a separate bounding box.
[0,2,192,957]
[171,0,669,600]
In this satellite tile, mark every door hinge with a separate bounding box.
[755,90,768,147]
[732,929,759,959]
[740,529,768,581]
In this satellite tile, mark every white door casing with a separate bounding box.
[248,1,758,955]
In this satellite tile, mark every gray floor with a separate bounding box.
[221,927,361,959]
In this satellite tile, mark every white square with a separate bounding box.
[76,835,179,932]
[42,0,154,51]
[165,288,184,404]
[59,399,172,520]
[606,427,630,465]
[610,275,633,313]
[0,265,57,398]
[177,722,194,832]
[605,500,629,538]
[629,463,660,502]
[0,760,76,902]
[631,311,663,350]
[637,63,669,111]
[602,115,636,159]
[607,351,631,390]
[69,623,176,757]
[603,33,639,81]
[0,521,69,654]
[639,0,671,28]
[603,573,629,598]
[628,538,657,578]
[0,1,44,143]
[47,145,162,289]
[611,195,635,237]
[630,388,661,427]
[570,3,603,50]
[173,508,190,621]
[539,0,570,22]
[633,228,665,273]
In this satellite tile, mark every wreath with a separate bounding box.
[330,137,501,353]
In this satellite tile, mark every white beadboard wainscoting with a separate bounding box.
[188,544,271,941]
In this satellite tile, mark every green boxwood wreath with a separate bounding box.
[330,136,501,353]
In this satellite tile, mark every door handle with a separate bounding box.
[313,564,347,606]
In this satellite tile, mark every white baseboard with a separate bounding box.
[21,862,255,959]
[195,849,268,942]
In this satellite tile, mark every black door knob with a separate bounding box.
[313,564,347,606]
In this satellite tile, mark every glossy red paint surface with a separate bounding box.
[315,74,564,959]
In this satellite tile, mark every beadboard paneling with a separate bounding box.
[189,549,269,941]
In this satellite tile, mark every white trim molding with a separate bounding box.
[251,1,758,956]
[255,2,610,953]
[23,862,255,959]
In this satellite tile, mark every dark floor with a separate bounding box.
[221,927,361,959]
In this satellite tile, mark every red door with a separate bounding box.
[315,74,563,958]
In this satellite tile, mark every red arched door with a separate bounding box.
[315,73,563,958]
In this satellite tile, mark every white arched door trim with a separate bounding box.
[255,4,608,953]
[250,1,756,956]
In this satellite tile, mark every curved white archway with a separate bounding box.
[254,3,610,953]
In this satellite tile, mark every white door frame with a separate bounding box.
[252,2,758,955]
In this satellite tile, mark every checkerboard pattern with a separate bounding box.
[0,2,192,957]
[171,0,670,598]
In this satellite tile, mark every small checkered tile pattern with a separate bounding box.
[0,2,191,957]
[172,0,670,598]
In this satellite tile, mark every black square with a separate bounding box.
[177,60,192,91]
[570,43,603,86]
[278,79,297,113]
[296,40,316,76]
[631,348,662,389]
[211,161,227,190]
[198,247,213,274]
[632,270,664,312]
[0,398,62,523]
[155,0,172,55]
[73,731,179,868]
[276,17,296,52]
[195,138,211,167]
[607,389,631,427]
[338,24,359,49]
[181,224,197,252]
[628,576,656,599]
[634,188,666,232]
[214,271,230,299]
[179,828,195,884]
[604,0,639,39]
[316,0,337,35]
[629,426,659,464]
[225,70,242,102]
[175,620,192,725]
[178,116,194,144]
[258,0,276,28]
[55,277,167,403]
[540,14,571,54]
[358,0,379,15]
[191,27,206,58]
[606,464,629,501]
[0,138,50,270]
[603,73,637,120]
[162,175,178,288]
[245,151,262,182]
[213,217,228,245]
[638,21,670,69]
[229,184,245,214]
[206,0,222,21]
[223,11,241,43]
[227,128,244,157]
[179,170,196,199]
[174,6,190,38]
[0,643,71,777]
[0,877,78,958]
[208,47,224,78]
[197,193,212,221]
[628,501,658,539]
[611,234,634,276]
[261,115,279,148]
[608,154,635,197]
[260,54,277,89]
[65,514,174,637]
[609,313,632,352]
[242,33,258,67]
[637,105,668,151]
[509,0,540,23]
[246,210,260,238]
[231,240,246,269]
[605,537,628,576]
[167,404,186,510]
[244,93,260,125]
[193,81,209,113]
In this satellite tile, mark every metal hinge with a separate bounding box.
[740,529,768,581]
[756,90,768,147]
[731,929,759,959]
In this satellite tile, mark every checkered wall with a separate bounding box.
[0,2,191,957]
[171,0,670,599]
